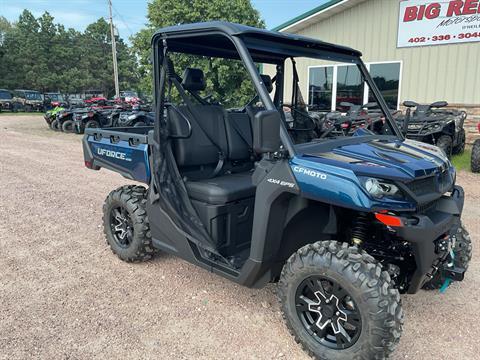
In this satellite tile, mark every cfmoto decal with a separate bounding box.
[293,166,327,180]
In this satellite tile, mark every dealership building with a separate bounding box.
[269,0,480,140]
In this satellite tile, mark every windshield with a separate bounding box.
[47,94,64,101]
[0,90,12,100]
[263,57,401,146]
[25,92,42,100]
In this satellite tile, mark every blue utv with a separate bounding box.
[82,22,471,359]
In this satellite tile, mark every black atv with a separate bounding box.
[398,101,467,158]
[73,108,114,134]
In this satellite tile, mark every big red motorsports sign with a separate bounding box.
[398,0,480,47]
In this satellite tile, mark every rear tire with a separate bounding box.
[423,222,472,290]
[103,185,155,262]
[278,241,403,360]
[62,120,74,133]
[436,135,452,158]
[453,129,466,155]
[85,119,99,129]
[472,139,480,173]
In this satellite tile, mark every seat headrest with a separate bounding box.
[260,74,273,93]
[182,68,206,91]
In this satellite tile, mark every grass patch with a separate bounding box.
[0,112,43,116]
[451,150,471,171]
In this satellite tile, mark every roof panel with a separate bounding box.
[152,21,362,62]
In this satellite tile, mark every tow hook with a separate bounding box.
[439,250,466,293]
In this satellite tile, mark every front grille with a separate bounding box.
[406,176,436,196]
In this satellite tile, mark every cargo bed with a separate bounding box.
[82,127,153,183]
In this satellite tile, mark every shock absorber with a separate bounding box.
[352,213,369,246]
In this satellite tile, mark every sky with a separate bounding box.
[0,0,327,41]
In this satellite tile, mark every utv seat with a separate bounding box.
[168,67,256,204]
[185,172,255,205]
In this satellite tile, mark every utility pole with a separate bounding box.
[108,0,120,98]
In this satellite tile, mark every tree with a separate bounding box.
[0,10,139,97]
[131,0,265,105]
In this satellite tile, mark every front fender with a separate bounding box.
[290,157,413,212]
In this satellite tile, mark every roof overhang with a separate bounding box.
[152,21,362,63]
[272,0,369,33]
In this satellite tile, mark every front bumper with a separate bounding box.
[395,185,464,293]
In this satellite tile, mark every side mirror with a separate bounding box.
[253,110,281,154]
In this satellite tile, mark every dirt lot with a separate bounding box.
[1,115,479,359]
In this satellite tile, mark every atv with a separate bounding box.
[398,101,467,158]
[44,105,65,125]
[73,107,115,134]
[471,122,480,173]
[82,22,471,359]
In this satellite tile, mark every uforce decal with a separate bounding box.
[293,166,327,180]
[267,178,296,188]
[97,148,131,161]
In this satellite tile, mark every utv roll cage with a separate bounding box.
[151,21,404,156]
[147,21,409,285]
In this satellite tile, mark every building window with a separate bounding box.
[336,65,364,111]
[368,62,401,110]
[308,66,333,111]
[308,61,402,110]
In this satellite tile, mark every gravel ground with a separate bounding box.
[1,115,479,360]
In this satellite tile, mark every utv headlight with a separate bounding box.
[360,177,402,199]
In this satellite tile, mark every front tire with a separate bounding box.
[436,135,452,158]
[62,120,74,133]
[423,222,472,290]
[452,129,466,155]
[85,119,100,129]
[472,139,480,173]
[278,241,403,360]
[103,185,155,262]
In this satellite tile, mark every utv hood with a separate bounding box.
[294,136,450,181]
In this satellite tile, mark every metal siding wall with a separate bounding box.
[274,0,480,105]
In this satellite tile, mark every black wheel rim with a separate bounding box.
[295,276,362,350]
[110,206,134,248]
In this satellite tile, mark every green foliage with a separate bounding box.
[451,150,471,172]
[131,0,265,106]
[0,10,139,97]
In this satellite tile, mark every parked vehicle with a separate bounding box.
[73,107,114,134]
[82,22,470,360]
[0,89,21,112]
[14,89,44,112]
[119,90,141,104]
[398,101,467,158]
[44,106,65,125]
[44,92,68,110]
[472,122,480,173]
